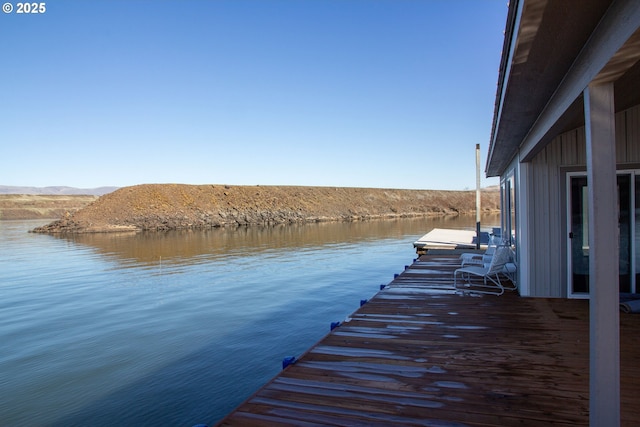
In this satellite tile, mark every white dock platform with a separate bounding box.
[413,228,490,254]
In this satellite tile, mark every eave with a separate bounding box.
[486,0,640,177]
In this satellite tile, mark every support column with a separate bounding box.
[584,82,620,426]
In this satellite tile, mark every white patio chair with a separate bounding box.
[454,245,515,296]
[503,247,517,284]
[459,234,500,266]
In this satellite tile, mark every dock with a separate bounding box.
[413,228,492,255]
[216,253,640,426]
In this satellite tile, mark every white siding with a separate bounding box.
[523,104,640,296]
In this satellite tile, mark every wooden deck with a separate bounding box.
[217,254,640,426]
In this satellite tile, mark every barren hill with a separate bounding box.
[0,194,99,220]
[32,184,500,233]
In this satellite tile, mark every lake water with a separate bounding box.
[0,215,498,426]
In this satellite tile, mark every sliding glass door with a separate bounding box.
[568,172,637,297]
[569,175,589,295]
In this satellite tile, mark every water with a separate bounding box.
[0,215,497,426]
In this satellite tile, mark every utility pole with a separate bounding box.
[476,144,481,249]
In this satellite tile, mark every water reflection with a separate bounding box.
[1,215,501,426]
[55,214,499,266]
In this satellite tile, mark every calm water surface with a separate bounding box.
[0,215,497,426]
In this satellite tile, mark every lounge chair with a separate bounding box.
[503,247,517,284]
[454,245,516,296]
[459,234,500,266]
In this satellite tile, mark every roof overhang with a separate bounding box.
[486,0,640,177]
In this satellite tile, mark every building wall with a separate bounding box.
[522,103,640,297]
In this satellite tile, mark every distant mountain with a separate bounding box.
[0,186,118,196]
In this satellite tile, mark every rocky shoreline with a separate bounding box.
[31,184,501,233]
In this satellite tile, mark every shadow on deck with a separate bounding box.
[217,254,640,426]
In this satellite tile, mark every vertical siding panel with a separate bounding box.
[560,132,568,165]
[562,130,580,166]
[565,133,570,164]
[546,143,556,297]
[522,161,534,296]
[616,109,627,163]
[539,147,551,296]
[530,155,541,295]
[544,149,554,296]
[529,129,588,297]
[548,138,563,297]
[576,127,587,165]
[561,129,577,166]
[627,105,640,162]
[529,156,537,295]
[564,131,575,165]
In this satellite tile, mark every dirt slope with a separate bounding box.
[31,184,500,233]
[0,194,98,220]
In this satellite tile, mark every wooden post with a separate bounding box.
[584,82,620,426]
[476,144,481,249]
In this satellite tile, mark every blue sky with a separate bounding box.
[1,1,507,190]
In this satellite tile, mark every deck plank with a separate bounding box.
[217,254,640,426]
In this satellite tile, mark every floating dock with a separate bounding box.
[413,228,491,255]
[216,253,640,426]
